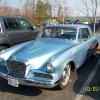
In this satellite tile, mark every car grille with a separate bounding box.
[7,60,26,78]
[0,65,8,72]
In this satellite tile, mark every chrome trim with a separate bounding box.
[7,60,26,78]
[0,71,57,88]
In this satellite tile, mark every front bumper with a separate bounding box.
[0,71,58,88]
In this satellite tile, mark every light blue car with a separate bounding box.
[0,24,98,89]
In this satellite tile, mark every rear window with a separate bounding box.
[3,18,19,30]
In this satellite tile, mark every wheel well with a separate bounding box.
[96,43,98,48]
[95,42,98,50]
[69,61,75,71]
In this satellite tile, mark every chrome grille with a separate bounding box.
[0,65,7,72]
[7,60,26,78]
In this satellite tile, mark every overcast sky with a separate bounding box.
[0,0,23,8]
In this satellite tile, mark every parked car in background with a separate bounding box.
[0,24,98,89]
[0,16,40,50]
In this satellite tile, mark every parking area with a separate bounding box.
[0,46,99,100]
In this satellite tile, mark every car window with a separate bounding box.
[3,18,19,30]
[18,19,33,30]
[78,28,90,39]
[41,27,77,40]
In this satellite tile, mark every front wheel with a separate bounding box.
[58,63,71,89]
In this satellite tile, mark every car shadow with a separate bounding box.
[0,78,42,96]
[73,52,100,99]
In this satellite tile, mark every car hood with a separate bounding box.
[0,38,77,69]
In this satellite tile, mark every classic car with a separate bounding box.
[0,24,98,89]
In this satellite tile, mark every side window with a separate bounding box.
[85,28,90,36]
[18,19,33,30]
[3,19,19,30]
[78,28,90,39]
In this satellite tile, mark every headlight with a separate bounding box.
[45,64,54,73]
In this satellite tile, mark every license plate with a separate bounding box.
[8,78,19,87]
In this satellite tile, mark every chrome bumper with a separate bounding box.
[0,71,57,88]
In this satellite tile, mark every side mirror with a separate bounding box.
[33,26,36,29]
[28,26,35,30]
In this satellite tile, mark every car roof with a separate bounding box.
[45,24,89,29]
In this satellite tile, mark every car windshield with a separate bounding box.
[41,27,77,40]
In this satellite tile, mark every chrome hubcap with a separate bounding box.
[62,64,70,86]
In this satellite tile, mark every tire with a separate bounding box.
[0,46,7,51]
[58,63,71,90]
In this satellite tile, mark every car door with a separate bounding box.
[17,19,37,41]
[82,28,97,59]
[75,28,92,67]
[3,18,26,44]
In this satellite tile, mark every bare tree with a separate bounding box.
[0,5,20,16]
[32,0,35,13]
[23,0,33,21]
[58,4,63,18]
[44,0,52,17]
[81,0,100,33]
[63,5,69,22]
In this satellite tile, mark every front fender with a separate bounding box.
[52,54,77,82]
